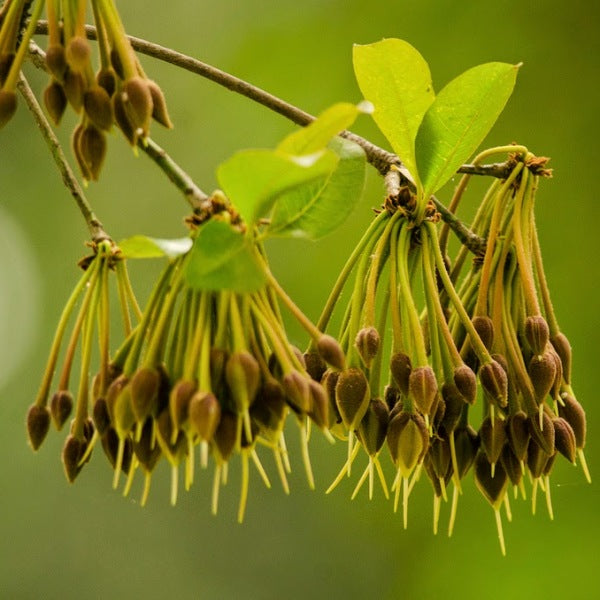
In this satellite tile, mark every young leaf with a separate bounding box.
[184,220,265,292]
[217,148,338,228]
[277,101,371,155]
[118,235,192,259]
[266,138,366,240]
[416,62,519,197]
[353,39,434,186]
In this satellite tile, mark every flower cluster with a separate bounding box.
[314,148,589,553]
[0,0,171,179]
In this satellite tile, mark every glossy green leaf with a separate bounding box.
[217,148,339,227]
[267,138,366,239]
[416,62,519,197]
[277,102,371,155]
[184,220,265,292]
[118,235,192,259]
[353,39,434,185]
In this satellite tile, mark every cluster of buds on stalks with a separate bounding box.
[0,0,171,179]
[312,146,589,554]
[28,207,346,523]
[26,239,141,482]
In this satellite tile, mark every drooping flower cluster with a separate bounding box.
[314,147,589,553]
[0,0,171,178]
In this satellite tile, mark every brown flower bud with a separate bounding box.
[50,390,73,430]
[189,391,221,442]
[83,85,114,131]
[479,416,507,466]
[553,417,577,463]
[63,69,85,112]
[428,434,451,480]
[526,438,551,479]
[213,411,238,461]
[113,90,136,145]
[43,80,67,126]
[0,89,17,129]
[105,374,129,422]
[130,367,162,423]
[66,36,91,72]
[506,410,529,462]
[307,380,329,429]
[0,53,15,86]
[389,352,412,396]
[78,124,107,181]
[250,378,287,433]
[500,445,522,486]
[45,45,67,80]
[225,351,260,414]
[121,76,153,136]
[453,364,477,405]
[147,79,173,128]
[169,379,197,437]
[303,351,327,382]
[62,435,87,482]
[282,370,312,414]
[97,67,117,97]
[558,393,586,448]
[440,382,464,432]
[384,384,400,412]
[408,365,438,415]
[528,351,557,403]
[92,397,111,435]
[133,418,161,471]
[524,315,550,355]
[26,405,51,451]
[358,398,389,456]
[355,326,380,368]
[453,425,479,479]
[155,409,186,462]
[528,411,555,455]
[109,48,125,80]
[317,334,346,370]
[386,411,429,476]
[472,315,495,351]
[479,360,508,407]
[335,367,370,429]
[551,332,572,384]
[474,450,507,509]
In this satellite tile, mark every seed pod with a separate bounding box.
[83,85,114,131]
[453,364,477,405]
[479,416,506,466]
[212,411,238,461]
[357,398,389,456]
[50,390,73,430]
[26,405,51,451]
[386,411,429,476]
[188,391,221,442]
[506,410,530,461]
[472,315,494,351]
[500,445,522,486]
[551,333,572,384]
[389,352,412,396]
[225,351,260,415]
[62,435,87,482]
[528,351,557,403]
[307,380,329,429]
[43,80,67,126]
[282,370,311,413]
[528,411,555,456]
[355,326,380,368]
[524,315,550,355]
[0,89,17,129]
[121,76,153,136]
[317,334,346,370]
[66,36,91,72]
[92,397,111,435]
[553,417,577,463]
[97,67,117,97]
[558,393,586,448]
[45,45,67,80]
[147,79,173,128]
[474,450,507,509]
[169,379,197,434]
[63,69,85,112]
[453,425,479,479]
[335,367,370,430]
[303,351,327,382]
[408,366,438,415]
[440,382,464,432]
[478,360,508,408]
[130,367,162,423]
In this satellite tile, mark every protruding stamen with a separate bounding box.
[113,438,125,490]
[238,452,249,523]
[251,449,271,489]
[123,456,138,497]
[374,458,389,499]
[300,423,315,490]
[351,463,371,500]
[170,464,178,506]
[326,442,360,494]
[433,494,441,535]
[273,448,290,494]
[494,508,506,556]
[545,475,554,520]
[402,476,410,529]
[448,485,459,537]
[212,464,221,515]
[504,493,512,522]
[140,471,152,507]
[579,449,592,483]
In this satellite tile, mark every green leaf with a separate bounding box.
[353,39,434,185]
[217,148,339,227]
[277,102,370,155]
[118,235,192,259]
[416,62,519,197]
[267,138,366,239]
[184,220,265,292]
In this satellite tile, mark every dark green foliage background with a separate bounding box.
[1,2,598,598]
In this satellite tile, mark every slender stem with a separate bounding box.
[17,73,110,242]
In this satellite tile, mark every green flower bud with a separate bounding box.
[524,315,550,355]
[50,390,73,430]
[26,405,51,451]
[386,411,429,476]
[225,351,260,415]
[188,391,221,442]
[317,334,346,370]
[357,398,389,456]
[130,367,162,423]
[355,326,380,368]
[408,365,438,415]
[335,367,370,429]
[112,383,135,438]
[169,379,197,438]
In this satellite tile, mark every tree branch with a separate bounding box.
[17,72,110,244]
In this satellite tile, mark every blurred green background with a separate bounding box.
[1,1,599,598]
